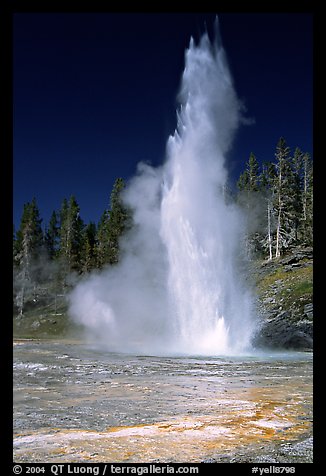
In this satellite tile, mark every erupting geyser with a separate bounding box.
[69,19,255,356]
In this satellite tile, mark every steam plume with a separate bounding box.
[69,22,254,356]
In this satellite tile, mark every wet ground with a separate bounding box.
[13,339,313,462]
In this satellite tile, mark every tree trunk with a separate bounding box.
[275,159,282,259]
[267,200,273,260]
[303,162,307,222]
[275,208,281,258]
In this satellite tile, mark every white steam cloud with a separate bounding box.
[69,21,255,356]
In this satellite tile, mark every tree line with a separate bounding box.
[236,137,313,259]
[13,137,313,317]
[13,177,131,317]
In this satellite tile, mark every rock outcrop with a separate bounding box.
[251,247,313,350]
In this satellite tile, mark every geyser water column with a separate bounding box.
[68,20,254,356]
[160,28,253,354]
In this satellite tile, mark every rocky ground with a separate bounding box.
[202,435,313,463]
[13,294,81,339]
[251,246,313,350]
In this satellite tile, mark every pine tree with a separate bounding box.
[290,147,305,243]
[259,161,277,260]
[237,152,259,192]
[301,152,313,245]
[237,169,250,193]
[95,178,131,267]
[44,210,59,259]
[14,198,44,316]
[58,196,84,278]
[95,210,110,268]
[236,152,261,257]
[235,140,312,260]
[81,222,97,273]
[15,198,43,262]
[13,224,19,266]
[107,177,130,264]
[273,137,296,257]
[247,152,260,191]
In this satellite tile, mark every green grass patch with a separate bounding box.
[290,280,313,298]
[255,260,313,317]
[257,267,287,290]
[13,298,83,339]
[258,264,312,292]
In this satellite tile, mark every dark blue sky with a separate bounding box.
[13,12,313,230]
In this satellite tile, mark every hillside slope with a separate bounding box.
[251,246,313,350]
[13,246,313,350]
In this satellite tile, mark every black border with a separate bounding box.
[4,1,320,473]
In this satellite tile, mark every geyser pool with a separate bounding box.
[69,20,255,356]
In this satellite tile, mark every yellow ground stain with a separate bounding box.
[14,385,312,463]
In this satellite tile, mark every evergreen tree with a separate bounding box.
[15,198,43,263]
[44,210,60,259]
[107,177,130,264]
[13,224,19,266]
[291,147,304,243]
[95,178,131,267]
[14,198,44,316]
[236,152,261,257]
[81,222,97,273]
[301,152,313,245]
[237,152,259,194]
[260,161,276,191]
[259,161,277,260]
[247,152,260,192]
[273,137,296,257]
[95,210,110,268]
[58,196,84,278]
[234,138,313,261]
[237,169,250,193]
